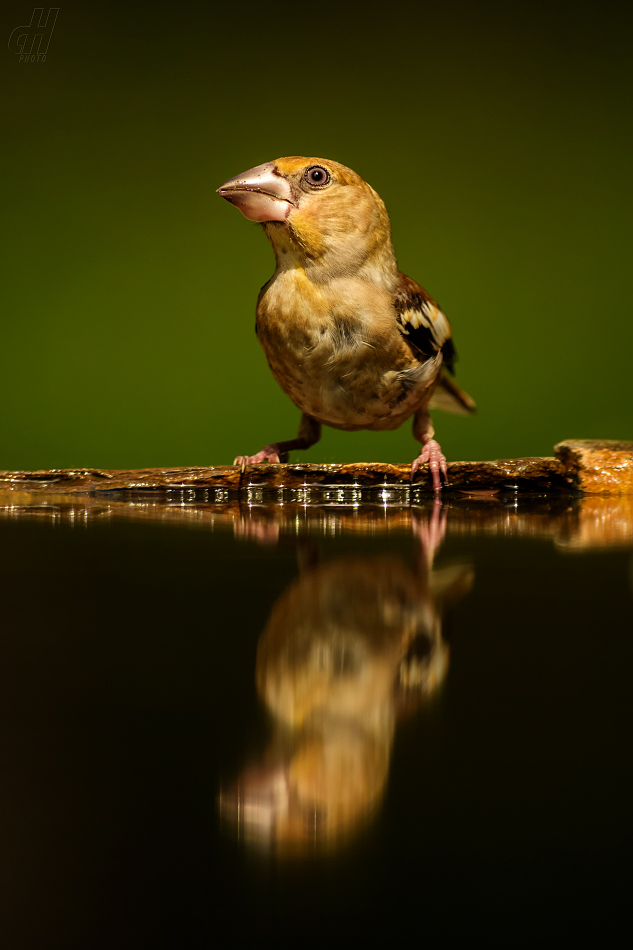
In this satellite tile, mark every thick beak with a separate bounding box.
[216,162,293,222]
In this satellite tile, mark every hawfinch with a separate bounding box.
[217,157,475,490]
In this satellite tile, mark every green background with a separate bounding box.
[1,0,631,471]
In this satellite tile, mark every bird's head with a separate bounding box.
[217,156,396,283]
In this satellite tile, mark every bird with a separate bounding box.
[217,157,475,490]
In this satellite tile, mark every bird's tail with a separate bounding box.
[429,373,476,415]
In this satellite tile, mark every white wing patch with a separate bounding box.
[429,308,451,348]
[399,307,431,330]
[398,301,451,349]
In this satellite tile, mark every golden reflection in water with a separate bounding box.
[218,505,473,853]
[1,492,632,551]
[1,491,631,848]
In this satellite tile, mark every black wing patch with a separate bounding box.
[394,272,457,375]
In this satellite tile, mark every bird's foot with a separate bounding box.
[411,439,448,492]
[234,444,282,472]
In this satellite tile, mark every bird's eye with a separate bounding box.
[304,165,331,187]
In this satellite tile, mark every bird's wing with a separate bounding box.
[394,271,457,374]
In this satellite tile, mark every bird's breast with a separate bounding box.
[256,271,440,430]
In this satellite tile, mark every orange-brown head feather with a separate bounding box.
[267,156,396,287]
[218,156,398,288]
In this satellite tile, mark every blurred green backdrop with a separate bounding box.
[1,0,631,470]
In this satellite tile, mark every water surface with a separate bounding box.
[0,492,631,943]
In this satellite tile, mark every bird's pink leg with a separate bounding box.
[411,440,448,491]
[234,415,321,471]
[411,408,448,492]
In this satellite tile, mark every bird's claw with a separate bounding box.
[233,444,282,468]
[411,439,448,492]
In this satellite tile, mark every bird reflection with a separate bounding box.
[219,503,473,853]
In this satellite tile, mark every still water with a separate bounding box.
[0,491,631,943]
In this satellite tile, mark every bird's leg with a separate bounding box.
[411,408,448,492]
[234,415,321,469]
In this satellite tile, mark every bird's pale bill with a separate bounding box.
[216,162,293,222]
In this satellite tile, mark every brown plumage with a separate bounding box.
[217,156,475,489]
